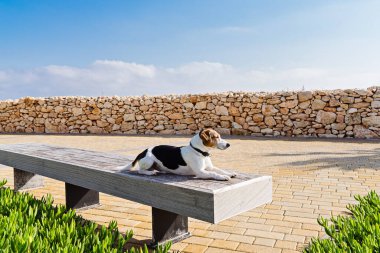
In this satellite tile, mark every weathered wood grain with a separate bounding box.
[0,143,272,223]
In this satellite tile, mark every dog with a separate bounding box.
[118,129,236,181]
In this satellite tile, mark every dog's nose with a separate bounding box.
[226,143,230,148]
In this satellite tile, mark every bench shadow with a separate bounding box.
[123,238,153,252]
[264,148,380,171]
[124,238,180,253]
[90,222,160,253]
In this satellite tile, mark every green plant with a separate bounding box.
[0,179,171,253]
[304,190,380,253]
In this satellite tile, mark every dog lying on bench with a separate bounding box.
[119,128,236,181]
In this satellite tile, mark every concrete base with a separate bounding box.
[150,207,191,247]
[65,183,100,209]
[14,168,44,191]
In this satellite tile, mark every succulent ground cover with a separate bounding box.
[305,190,380,253]
[0,179,170,253]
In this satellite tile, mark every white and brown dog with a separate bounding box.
[119,129,236,181]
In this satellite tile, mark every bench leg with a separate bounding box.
[151,207,191,247]
[14,168,44,191]
[65,183,99,209]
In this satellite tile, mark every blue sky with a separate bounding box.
[0,0,379,99]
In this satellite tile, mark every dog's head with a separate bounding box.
[199,129,230,150]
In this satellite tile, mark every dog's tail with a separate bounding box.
[118,149,148,172]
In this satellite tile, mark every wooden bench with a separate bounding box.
[0,143,272,246]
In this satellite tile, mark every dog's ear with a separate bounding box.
[200,129,211,142]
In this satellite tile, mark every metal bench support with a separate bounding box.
[65,183,100,209]
[151,207,191,247]
[14,168,44,191]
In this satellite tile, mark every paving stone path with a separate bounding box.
[0,134,379,252]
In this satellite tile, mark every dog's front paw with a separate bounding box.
[116,165,124,169]
[229,172,237,178]
[216,175,231,181]
[137,170,158,176]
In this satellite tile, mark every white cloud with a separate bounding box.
[92,60,156,78]
[0,60,379,99]
[169,61,233,75]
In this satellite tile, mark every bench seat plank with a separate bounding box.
[0,143,272,223]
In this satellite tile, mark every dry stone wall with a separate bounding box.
[0,87,379,138]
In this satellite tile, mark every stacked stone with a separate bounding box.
[0,87,379,138]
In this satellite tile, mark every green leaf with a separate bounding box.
[0,178,167,253]
[305,191,380,253]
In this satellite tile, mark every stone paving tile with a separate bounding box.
[274,240,298,250]
[227,234,255,244]
[183,236,214,246]
[284,234,306,243]
[0,134,379,252]
[204,247,238,253]
[209,224,246,235]
[169,242,188,252]
[182,244,208,253]
[291,228,319,237]
[235,221,273,231]
[247,217,267,224]
[283,250,302,253]
[205,231,231,240]
[245,229,285,240]
[209,239,240,250]
[253,237,276,247]
[191,229,209,237]
[272,226,292,234]
[301,223,323,231]
[236,243,282,253]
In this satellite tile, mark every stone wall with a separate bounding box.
[0,87,379,138]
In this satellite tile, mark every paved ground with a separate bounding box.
[0,134,379,253]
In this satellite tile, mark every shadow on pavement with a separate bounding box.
[263,148,380,171]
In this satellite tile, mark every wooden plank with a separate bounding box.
[214,176,272,223]
[0,143,272,223]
